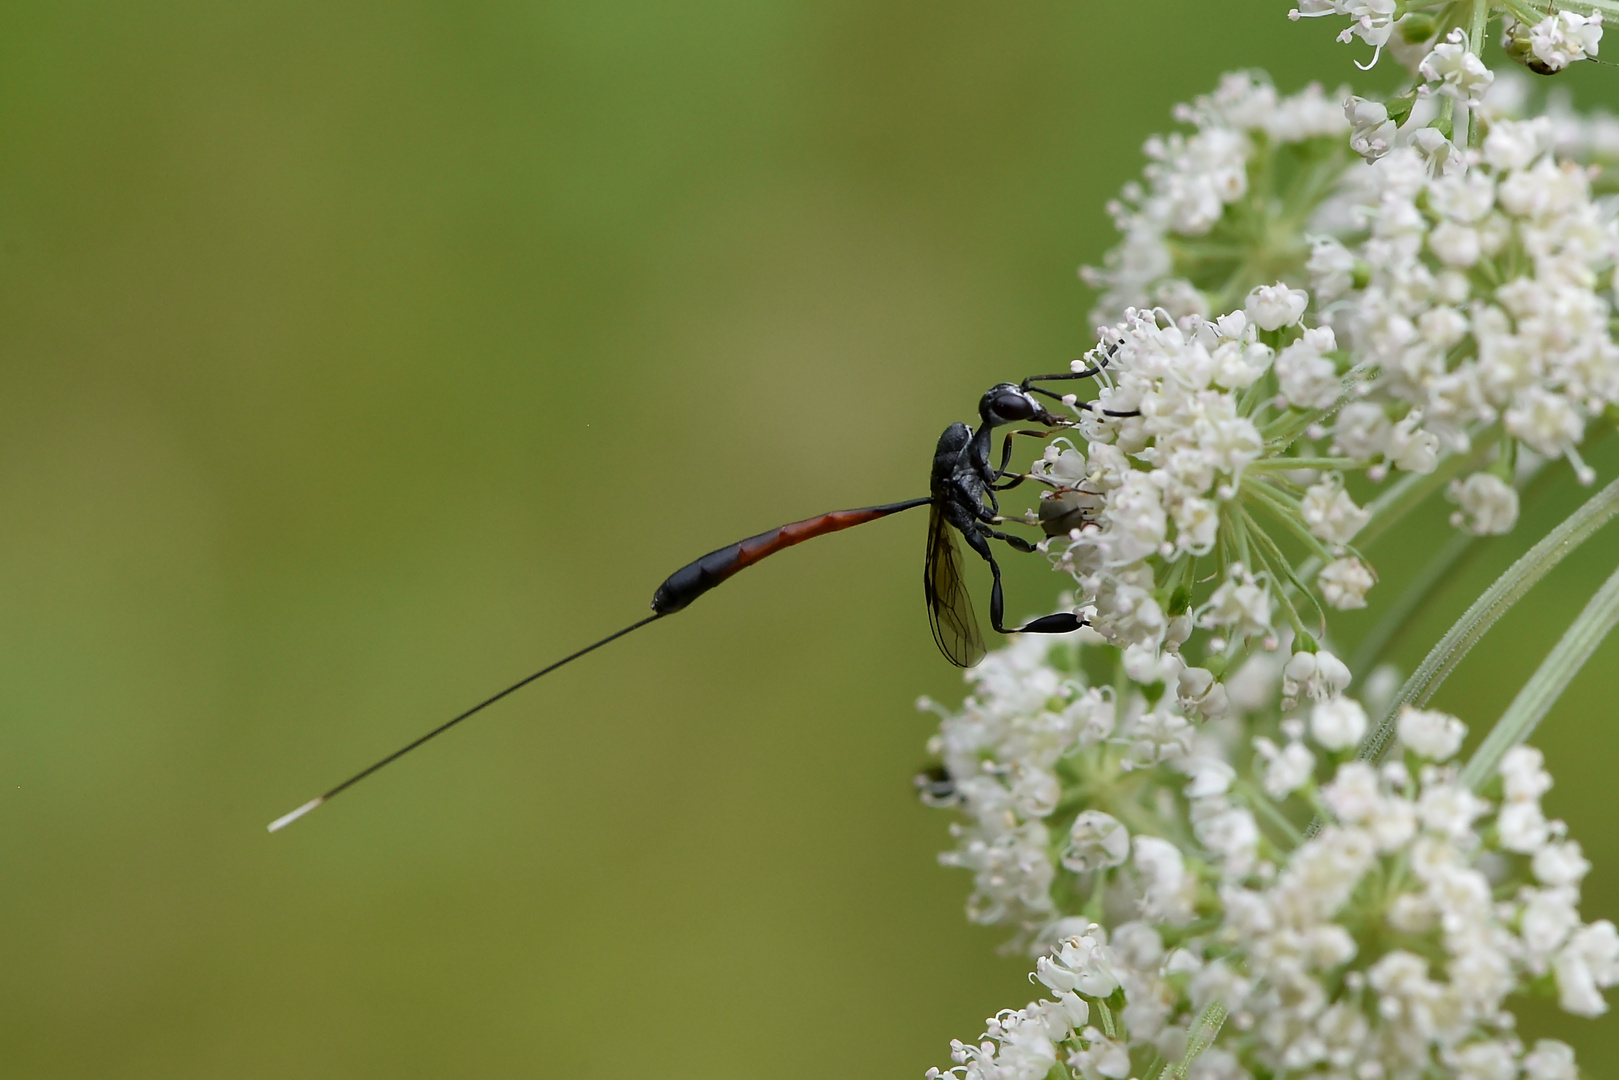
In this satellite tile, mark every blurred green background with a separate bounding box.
[2,3,1617,1076]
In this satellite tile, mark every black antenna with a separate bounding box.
[267,613,664,832]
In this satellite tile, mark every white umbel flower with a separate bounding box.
[1523,1039,1579,1080]
[1321,137,1619,508]
[1275,326,1342,408]
[1254,735,1316,797]
[1301,474,1369,544]
[1317,556,1374,609]
[1397,706,1466,761]
[1090,74,1619,540]
[929,53,1619,1080]
[1064,810,1131,873]
[1083,74,1348,324]
[1556,920,1619,1015]
[931,681,1615,1078]
[1310,695,1368,750]
[1448,472,1519,535]
[1419,30,1495,107]
[1245,282,1309,330]
[1282,649,1352,704]
[1528,12,1604,72]
[1290,0,1396,67]
[1345,94,1394,161]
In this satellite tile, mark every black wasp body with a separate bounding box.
[922,383,1085,667]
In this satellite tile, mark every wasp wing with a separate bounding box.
[924,505,986,668]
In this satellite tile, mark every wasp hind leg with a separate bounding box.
[962,526,1085,636]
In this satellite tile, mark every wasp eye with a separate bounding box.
[993,392,1037,421]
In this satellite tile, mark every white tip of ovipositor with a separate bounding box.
[267,798,325,833]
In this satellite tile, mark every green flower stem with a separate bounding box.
[1235,778,1305,848]
[1438,95,1457,142]
[1166,1001,1229,1080]
[1460,557,1619,789]
[1457,0,1490,148]
[1095,999,1118,1040]
[1261,407,1320,447]
[1240,504,1316,637]
[1347,529,1475,676]
[1229,505,1255,570]
[1349,460,1553,675]
[1357,473,1619,765]
[1561,0,1619,16]
[1240,477,1339,564]
[1498,0,1546,23]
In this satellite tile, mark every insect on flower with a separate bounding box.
[266,359,1134,832]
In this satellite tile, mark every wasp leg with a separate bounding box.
[950,477,1003,525]
[992,472,1031,493]
[1021,339,1121,385]
[980,525,1038,553]
[993,428,1067,484]
[1021,341,1140,418]
[961,526,1084,635]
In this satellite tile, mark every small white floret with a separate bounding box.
[1419,29,1495,106]
[1529,11,1603,72]
[1396,706,1466,761]
[1448,472,1519,535]
[1310,696,1368,751]
[1244,282,1309,331]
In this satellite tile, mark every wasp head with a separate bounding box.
[978,383,1044,427]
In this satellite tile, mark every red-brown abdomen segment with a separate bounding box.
[650,497,931,615]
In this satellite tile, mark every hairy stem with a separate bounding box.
[1347,530,1474,677]
[1357,474,1619,764]
[1460,558,1619,789]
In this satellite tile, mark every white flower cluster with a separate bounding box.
[1505,11,1604,74]
[1288,0,1401,70]
[1290,3,1602,80]
[1311,120,1619,519]
[1543,85,1619,167]
[1080,72,1348,328]
[921,634,1117,930]
[1418,29,1494,107]
[925,637,1615,1078]
[1088,71,1619,544]
[920,34,1619,1080]
[1034,294,1385,684]
[925,925,1128,1080]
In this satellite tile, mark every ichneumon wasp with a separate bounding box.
[267,348,1131,832]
